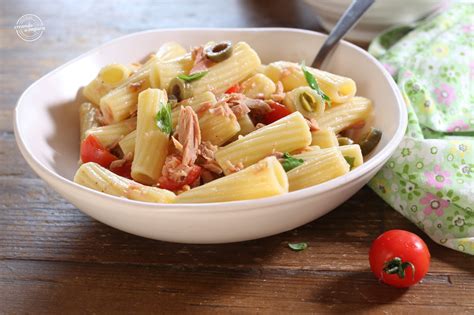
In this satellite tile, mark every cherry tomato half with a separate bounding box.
[225,84,241,94]
[158,165,201,191]
[110,160,132,179]
[80,134,118,168]
[369,230,430,288]
[263,101,292,124]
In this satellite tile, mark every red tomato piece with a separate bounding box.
[158,165,201,191]
[110,160,132,179]
[225,84,241,94]
[80,134,118,168]
[369,230,430,288]
[263,101,292,124]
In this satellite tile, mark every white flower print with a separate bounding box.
[393,195,408,213]
[382,167,393,180]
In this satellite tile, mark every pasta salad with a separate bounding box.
[74,41,382,203]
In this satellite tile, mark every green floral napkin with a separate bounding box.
[367,3,474,255]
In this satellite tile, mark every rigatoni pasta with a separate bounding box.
[131,88,170,185]
[75,162,175,203]
[176,156,287,203]
[74,39,381,204]
[264,61,357,104]
[215,112,312,175]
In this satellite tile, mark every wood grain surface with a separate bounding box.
[1,1,473,314]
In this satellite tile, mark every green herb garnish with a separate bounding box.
[344,156,355,170]
[177,71,208,82]
[301,63,331,106]
[288,242,308,251]
[281,152,304,172]
[155,102,172,135]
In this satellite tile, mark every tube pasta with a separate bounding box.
[131,89,169,185]
[149,54,194,90]
[74,162,175,203]
[79,102,100,142]
[190,42,261,95]
[317,96,372,133]
[176,156,288,203]
[85,117,136,149]
[118,130,136,157]
[295,145,364,169]
[155,42,187,62]
[83,64,131,105]
[284,86,325,119]
[236,114,255,136]
[338,145,364,168]
[215,112,312,175]
[288,149,350,191]
[264,61,356,104]
[241,73,276,99]
[75,39,377,204]
[198,106,241,145]
[311,129,339,148]
[171,91,217,129]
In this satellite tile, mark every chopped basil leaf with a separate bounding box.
[288,242,308,251]
[155,102,172,135]
[344,156,355,170]
[301,63,331,106]
[177,71,208,82]
[281,152,304,172]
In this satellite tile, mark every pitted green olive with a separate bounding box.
[168,77,193,101]
[299,91,318,112]
[359,127,382,155]
[205,41,233,62]
[338,137,354,146]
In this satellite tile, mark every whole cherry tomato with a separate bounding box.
[369,230,430,288]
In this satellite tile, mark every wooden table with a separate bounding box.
[1,1,472,313]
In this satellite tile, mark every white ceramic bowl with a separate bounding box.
[15,28,406,244]
[304,0,445,42]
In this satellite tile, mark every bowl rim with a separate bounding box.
[14,27,407,213]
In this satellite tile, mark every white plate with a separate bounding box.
[14,28,406,244]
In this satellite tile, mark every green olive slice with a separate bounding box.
[299,91,318,112]
[338,137,354,146]
[359,127,382,155]
[205,41,233,62]
[168,77,193,101]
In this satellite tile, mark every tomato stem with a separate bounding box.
[383,257,416,280]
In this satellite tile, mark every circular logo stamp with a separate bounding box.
[14,14,45,42]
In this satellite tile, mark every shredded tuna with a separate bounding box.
[125,183,143,199]
[271,151,284,159]
[225,160,244,174]
[128,79,145,92]
[189,46,215,75]
[198,141,218,161]
[178,107,201,166]
[200,169,215,184]
[171,136,184,154]
[161,155,195,183]
[270,81,285,102]
[209,103,235,119]
[196,141,222,174]
[201,161,223,174]
[348,120,366,129]
[306,118,320,132]
[196,102,214,115]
